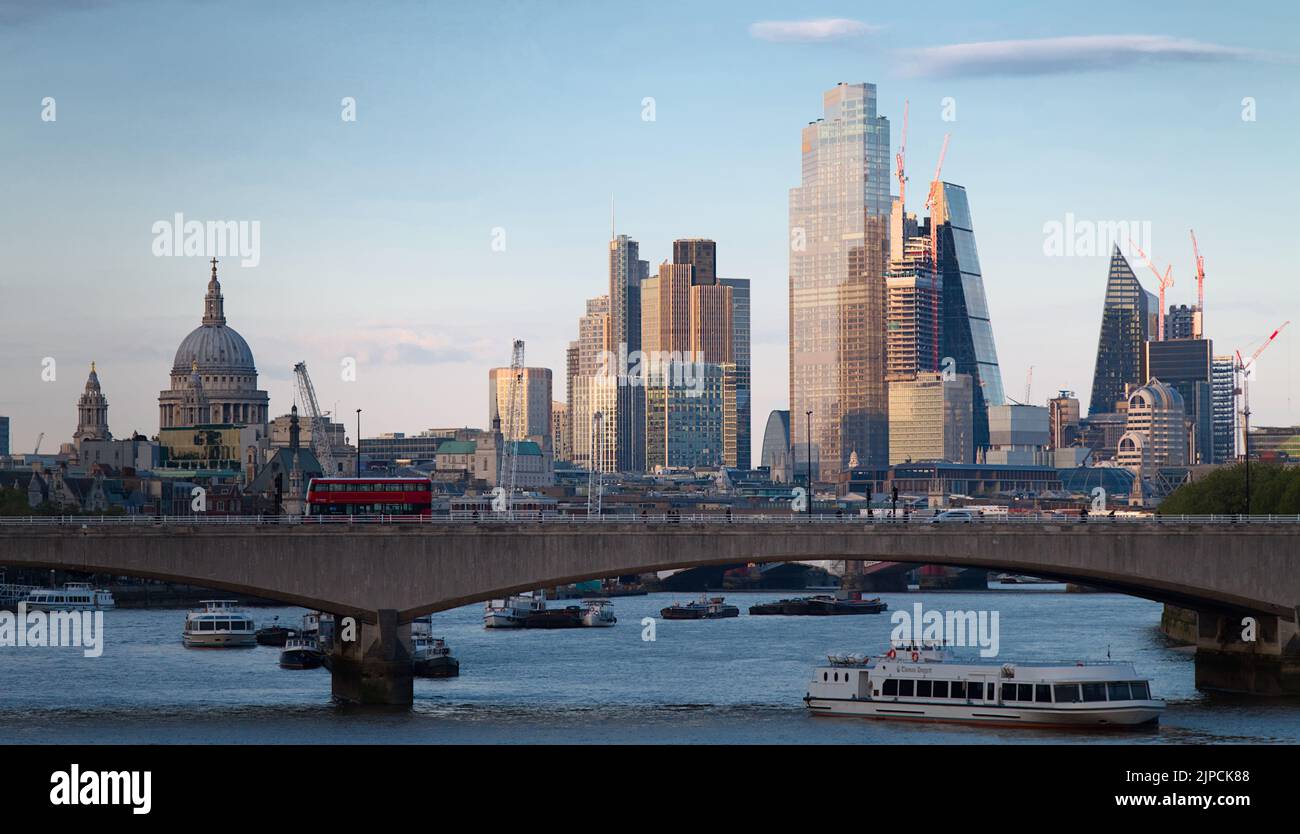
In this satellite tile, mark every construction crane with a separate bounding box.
[292,362,338,476]
[33,432,44,455]
[924,133,950,371]
[895,99,909,212]
[1129,239,1174,341]
[496,340,526,518]
[1235,321,1290,513]
[1024,366,1034,405]
[1189,229,1206,339]
[587,411,604,517]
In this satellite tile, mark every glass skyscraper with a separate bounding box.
[930,182,1005,450]
[609,234,649,472]
[789,82,891,479]
[1089,247,1153,415]
[720,277,751,469]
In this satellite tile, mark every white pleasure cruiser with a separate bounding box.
[23,582,115,611]
[182,600,258,648]
[483,593,546,628]
[804,643,1165,728]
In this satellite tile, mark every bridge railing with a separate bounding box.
[2,513,1300,527]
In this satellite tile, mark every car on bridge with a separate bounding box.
[930,509,978,524]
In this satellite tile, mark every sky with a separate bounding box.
[0,0,1297,459]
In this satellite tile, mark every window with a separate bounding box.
[1054,684,1081,703]
[883,679,898,696]
[1130,681,1151,700]
[899,679,914,697]
[916,680,932,697]
[986,683,995,700]
[823,672,828,681]
[1107,682,1131,701]
[1036,684,1052,703]
[933,681,949,698]
[1018,683,1034,702]
[950,681,966,699]
[1001,684,1016,701]
[1082,683,1107,702]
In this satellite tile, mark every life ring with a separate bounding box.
[886,648,897,659]
[911,651,920,662]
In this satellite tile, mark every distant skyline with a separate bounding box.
[1,1,1297,460]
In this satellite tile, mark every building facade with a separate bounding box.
[488,366,553,446]
[1089,247,1153,416]
[719,277,751,469]
[761,410,792,483]
[74,363,112,446]
[1212,354,1236,463]
[610,234,649,472]
[887,372,974,465]
[1117,379,1187,471]
[1142,338,1213,464]
[789,82,892,480]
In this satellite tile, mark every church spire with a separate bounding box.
[203,257,226,326]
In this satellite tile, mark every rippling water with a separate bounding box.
[4,588,1298,744]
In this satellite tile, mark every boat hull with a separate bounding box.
[413,656,460,678]
[279,649,325,669]
[804,697,1163,728]
[660,607,739,620]
[182,633,258,648]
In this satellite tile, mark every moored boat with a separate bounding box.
[411,616,459,677]
[521,605,584,629]
[182,600,257,648]
[749,593,887,616]
[580,599,617,627]
[23,582,115,611]
[484,594,547,629]
[255,616,298,646]
[804,643,1165,727]
[279,636,325,669]
[660,595,740,620]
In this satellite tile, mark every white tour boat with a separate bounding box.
[23,582,115,611]
[483,593,546,629]
[580,599,617,627]
[182,600,258,648]
[804,643,1165,728]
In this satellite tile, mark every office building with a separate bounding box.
[789,82,891,479]
[0,415,8,457]
[488,366,553,445]
[644,361,731,471]
[1117,379,1187,471]
[887,372,974,465]
[761,410,792,483]
[1142,338,1212,464]
[1089,247,1154,416]
[720,277,752,469]
[551,401,570,462]
[985,404,1050,466]
[1048,391,1081,449]
[1212,354,1236,463]
[610,234,649,472]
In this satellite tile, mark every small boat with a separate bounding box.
[580,599,617,627]
[279,636,325,669]
[660,595,740,620]
[182,600,257,648]
[749,593,887,616]
[23,582,115,611]
[521,605,584,629]
[484,594,547,629]
[411,618,459,677]
[255,616,298,646]
[804,643,1165,727]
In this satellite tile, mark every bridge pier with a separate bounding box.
[1193,611,1300,696]
[328,609,414,706]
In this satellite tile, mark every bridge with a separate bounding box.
[3,515,1298,703]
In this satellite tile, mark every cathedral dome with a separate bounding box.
[172,324,257,375]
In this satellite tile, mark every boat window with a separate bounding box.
[1107,682,1131,700]
[916,680,932,697]
[1035,684,1051,703]
[933,681,948,698]
[823,672,828,682]
[950,681,965,698]
[1082,683,1107,702]
[1054,684,1081,703]
[833,672,840,682]
[199,621,214,631]
[898,679,914,697]
[1018,683,1034,701]
[1130,681,1151,700]
[883,679,898,696]
[986,683,995,700]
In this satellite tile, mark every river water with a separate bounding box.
[3,588,1298,744]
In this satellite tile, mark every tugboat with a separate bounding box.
[660,594,740,620]
[255,616,298,646]
[749,592,887,616]
[182,600,258,648]
[580,599,617,627]
[411,618,459,677]
[803,642,1165,727]
[279,636,325,669]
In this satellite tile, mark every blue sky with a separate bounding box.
[0,0,1296,457]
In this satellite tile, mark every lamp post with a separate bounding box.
[355,409,362,477]
[805,410,813,518]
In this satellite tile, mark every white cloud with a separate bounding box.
[749,18,880,43]
[897,34,1258,79]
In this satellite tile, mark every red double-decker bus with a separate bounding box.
[305,477,434,517]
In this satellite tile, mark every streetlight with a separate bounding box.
[355,409,362,477]
[805,410,813,518]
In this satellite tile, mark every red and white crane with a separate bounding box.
[1189,229,1206,339]
[1235,320,1290,458]
[1129,240,1175,341]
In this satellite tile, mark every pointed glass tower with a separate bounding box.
[1089,247,1153,415]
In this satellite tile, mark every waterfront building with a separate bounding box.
[610,234,649,473]
[1142,338,1213,464]
[887,372,974,465]
[1117,379,1187,471]
[158,259,269,430]
[73,363,111,446]
[789,82,891,479]
[488,366,553,446]
[1212,354,1236,463]
[1089,247,1154,416]
[926,182,1006,450]
[760,410,792,483]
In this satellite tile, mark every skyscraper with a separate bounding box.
[1089,247,1153,416]
[0,415,9,457]
[1212,354,1236,463]
[487,367,553,444]
[888,372,974,465]
[609,234,649,472]
[1143,338,1213,464]
[789,82,891,479]
[928,182,1005,449]
[571,296,617,473]
[719,277,751,469]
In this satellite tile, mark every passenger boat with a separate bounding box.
[411,618,459,677]
[749,593,886,616]
[22,582,115,611]
[182,600,258,648]
[660,595,740,620]
[804,643,1165,728]
[483,593,547,628]
[255,616,298,646]
[580,599,617,627]
[279,636,325,669]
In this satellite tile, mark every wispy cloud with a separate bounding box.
[749,18,880,44]
[897,34,1259,79]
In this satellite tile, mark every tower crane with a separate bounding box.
[1235,321,1290,513]
[34,432,44,455]
[895,99,909,212]
[924,133,950,371]
[1189,230,1206,340]
[292,362,338,475]
[1129,239,1174,341]
[496,340,526,518]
